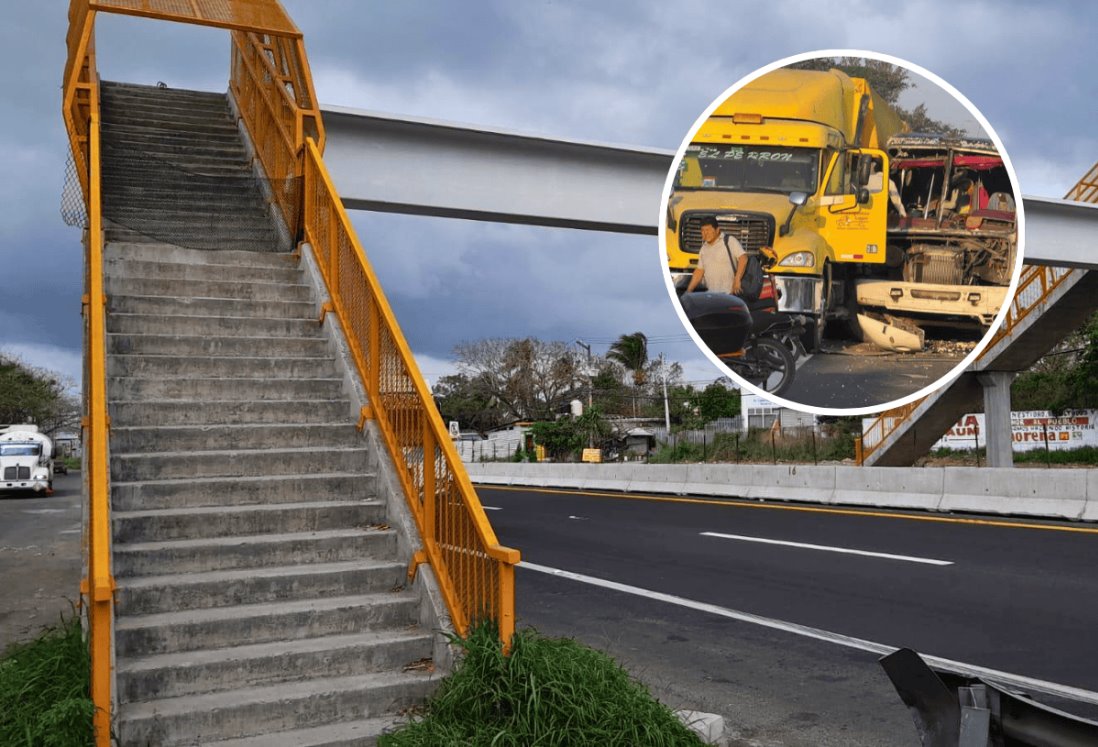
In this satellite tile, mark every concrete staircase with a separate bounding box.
[100,83,440,745]
[101,82,282,251]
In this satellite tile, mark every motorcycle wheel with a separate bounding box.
[744,337,797,397]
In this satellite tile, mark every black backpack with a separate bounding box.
[724,235,763,302]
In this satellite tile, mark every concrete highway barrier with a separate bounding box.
[464,462,1097,521]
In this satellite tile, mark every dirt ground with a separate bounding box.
[0,472,83,651]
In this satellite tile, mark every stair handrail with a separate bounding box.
[301,136,519,647]
[62,4,114,743]
[857,164,1098,465]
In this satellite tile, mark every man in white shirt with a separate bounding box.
[685,216,747,295]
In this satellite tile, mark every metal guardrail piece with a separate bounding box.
[881,648,1098,747]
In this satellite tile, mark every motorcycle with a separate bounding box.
[676,253,807,397]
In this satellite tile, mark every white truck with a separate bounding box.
[0,425,54,495]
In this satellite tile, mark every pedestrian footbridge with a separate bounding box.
[65,2,516,743]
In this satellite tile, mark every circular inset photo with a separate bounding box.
[661,52,1023,415]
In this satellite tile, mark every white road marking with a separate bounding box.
[481,506,502,511]
[23,509,67,515]
[568,515,589,521]
[519,561,1098,706]
[700,531,953,566]
[60,529,82,535]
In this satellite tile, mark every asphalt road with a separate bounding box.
[0,473,83,650]
[784,347,961,409]
[480,485,1098,745]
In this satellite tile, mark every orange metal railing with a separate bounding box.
[857,163,1098,464]
[302,138,519,642]
[228,29,324,239]
[63,5,114,743]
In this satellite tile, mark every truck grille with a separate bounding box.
[679,212,774,254]
[3,466,30,480]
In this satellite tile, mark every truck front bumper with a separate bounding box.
[771,275,824,316]
[1,479,50,493]
[855,280,1007,325]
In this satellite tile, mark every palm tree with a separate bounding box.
[607,332,648,416]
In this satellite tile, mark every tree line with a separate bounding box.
[433,332,740,435]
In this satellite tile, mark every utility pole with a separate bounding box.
[575,340,593,409]
[660,354,671,433]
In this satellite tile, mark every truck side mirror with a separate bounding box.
[855,155,872,187]
[856,186,870,205]
[780,192,808,236]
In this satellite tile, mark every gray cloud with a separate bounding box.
[2,1,1095,390]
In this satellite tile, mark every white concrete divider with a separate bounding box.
[467,462,1097,522]
[940,468,1089,520]
[834,467,945,511]
[1083,471,1098,522]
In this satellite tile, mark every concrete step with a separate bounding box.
[104,258,299,284]
[107,313,321,339]
[102,154,250,173]
[102,82,227,103]
[110,422,354,453]
[113,528,397,576]
[102,227,278,250]
[102,217,278,238]
[108,353,335,379]
[102,204,274,226]
[103,243,296,269]
[103,230,279,253]
[117,670,436,746]
[101,131,246,155]
[110,445,368,482]
[117,629,433,704]
[102,105,236,128]
[103,182,266,202]
[101,124,244,149]
[115,593,421,657]
[107,296,315,321]
[107,375,341,402]
[109,398,347,427]
[104,276,311,302]
[116,559,407,615]
[206,716,400,747]
[100,115,241,137]
[113,500,384,544]
[112,472,373,511]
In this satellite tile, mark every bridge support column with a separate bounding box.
[977,371,1015,468]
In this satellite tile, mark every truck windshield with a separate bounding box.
[675,145,820,194]
[0,444,41,457]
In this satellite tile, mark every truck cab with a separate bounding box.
[666,67,906,349]
[0,426,54,495]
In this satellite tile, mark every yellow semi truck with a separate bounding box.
[666,67,1016,350]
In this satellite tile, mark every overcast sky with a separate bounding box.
[2,1,1095,395]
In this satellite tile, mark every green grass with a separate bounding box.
[651,429,855,465]
[380,623,705,747]
[929,446,1098,466]
[0,611,95,747]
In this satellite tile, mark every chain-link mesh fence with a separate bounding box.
[61,151,88,229]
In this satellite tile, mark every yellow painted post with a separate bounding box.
[367,299,381,399]
[328,201,339,301]
[422,425,436,540]
[855,435,863,466]
[88,104,114,747]
[498,562,515,654]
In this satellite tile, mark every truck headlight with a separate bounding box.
[778,251,815,268]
